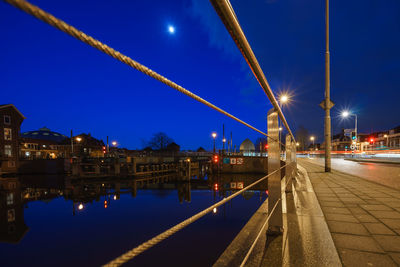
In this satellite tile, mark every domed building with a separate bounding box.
[21,127,68,142]
[20,127,68,159]
[240,138,255,156]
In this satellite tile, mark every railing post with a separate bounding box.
[267,108,283,235]
[285,134,292,193]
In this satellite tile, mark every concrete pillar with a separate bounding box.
[267,108,283,235]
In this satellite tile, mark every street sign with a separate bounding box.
[230,182,237,189]
[319,99,335,110]
[344,129,353,137]
[350,145,355,150]
[230,158,236,164]
[236,158,244,165]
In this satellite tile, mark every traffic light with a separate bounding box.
[102,146,106,154]
[213,154,219,163]
[369,137,375,144]
[265,144,269,150]
[351,131,356,140]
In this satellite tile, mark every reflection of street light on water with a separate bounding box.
[78,203,83,210]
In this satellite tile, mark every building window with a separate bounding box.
[4,145,12,157]
[4,128,12,140]
[6,193,14,205]
[4,115,11,125]
[7,209,15,222]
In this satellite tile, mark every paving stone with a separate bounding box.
[319,201,345,208]
[338,249,397,267]
[324,213,358,223]
[348,207,368,215]
[368,210,400,219]
[327,221,369,235]
[354,214,379,223]
[374,235,400,252]
[381,219,400,230]
[340,197,366,204]
[360,204,393,211]
[389,253,400,265]
[364,223,396,235]
[331,233,384,253]
[322,207,351,215]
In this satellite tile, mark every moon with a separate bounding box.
[168,25,175,34]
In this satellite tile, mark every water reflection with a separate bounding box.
[0,170,267,245]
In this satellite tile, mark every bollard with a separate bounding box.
[285,134,292,193]
[267,108,283,235]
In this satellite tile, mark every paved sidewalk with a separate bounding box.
[299,158,400,266]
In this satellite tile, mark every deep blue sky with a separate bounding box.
[1,0,399,149]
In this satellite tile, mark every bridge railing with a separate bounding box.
[4,0,297,265]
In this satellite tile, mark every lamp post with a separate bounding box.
[212,132,217,153]
[342,111,358,149]
[310,136,315,150]
[112,141,117,147]
[384,134,389,148]
[278,94,289,144]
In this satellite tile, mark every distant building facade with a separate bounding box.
[0,104,25,174]
[20,127,69,159]
[240,139,255,156]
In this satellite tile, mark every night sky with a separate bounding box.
[1,0,399,150]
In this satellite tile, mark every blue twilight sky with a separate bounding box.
[1,0,399,150]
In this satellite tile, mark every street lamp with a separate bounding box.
[384,134,389,148]
[341,110,358,147]
[76,137,82,142]
[112,141,117,147]
[212,132,217,153]
[310,136,315,150]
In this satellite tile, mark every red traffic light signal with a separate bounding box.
[369,138,375,144]
[213,155,219,163]
[102,146,106,153]
[265,144,269,149]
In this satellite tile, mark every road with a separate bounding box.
[298,157,400,190]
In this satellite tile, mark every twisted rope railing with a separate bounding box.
[103,164,287,266]
[3,0,286,144]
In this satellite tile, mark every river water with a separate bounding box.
[0,173,268,266]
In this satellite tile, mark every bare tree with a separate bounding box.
[147,132,174,150]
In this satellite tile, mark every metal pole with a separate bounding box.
[324,0,332,172]
[355,115,358,150]
[213,138,216,153]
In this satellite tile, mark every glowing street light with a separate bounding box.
[296,142,300,147]
[279,127,283,131]
[280,94,289,104]
[78,203,84,210]
[76,137,82,142]
[341,110,358,147]
[212,132,217,153]
[310,136,315,150]
[112,141,117,147]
